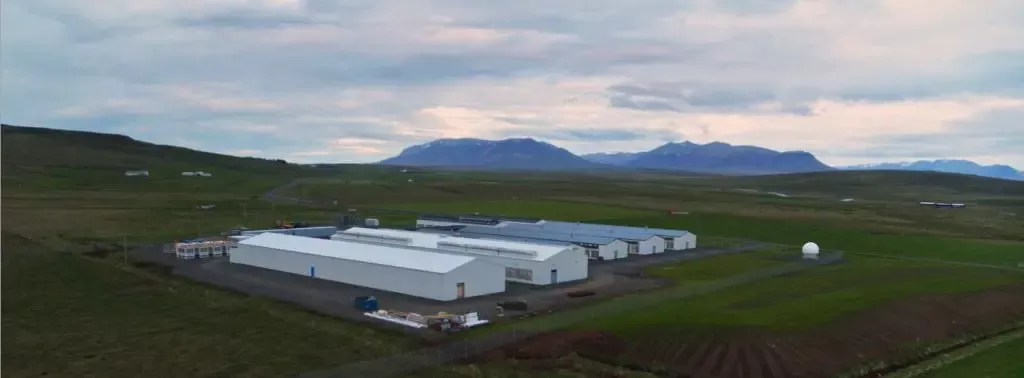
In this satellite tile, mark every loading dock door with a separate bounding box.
[456,282,465,299]
[550,269,558,284]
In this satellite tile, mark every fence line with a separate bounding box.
[297,251,844,378]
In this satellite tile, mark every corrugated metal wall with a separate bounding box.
[229,244,505,301]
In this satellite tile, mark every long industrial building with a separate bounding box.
[232,232,505,301]
[238,226,338,238]
[512,220,697,251]
[499,221,665,254]
[333,227,588,285]
[416,215,696,255]
[418,224,630,260]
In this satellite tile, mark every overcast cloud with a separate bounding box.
[2,0,1023,166]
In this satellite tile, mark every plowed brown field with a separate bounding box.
[491,283,1024,378]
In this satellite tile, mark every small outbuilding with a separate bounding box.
[335,227,588,285]
[802,242,820,259]
[233,233,505,301]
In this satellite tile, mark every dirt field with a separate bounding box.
[485,282,1024,378]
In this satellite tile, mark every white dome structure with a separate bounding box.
[802,242,820,255]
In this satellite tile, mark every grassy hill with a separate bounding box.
[1,124,319,193]
[1,124,355,244]
[707,170,1024,198]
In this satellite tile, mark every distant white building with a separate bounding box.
[125,170,149,176]
[181,171,213,177]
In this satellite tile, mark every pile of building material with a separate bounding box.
[364,310,428,329]
[363,309,489,332]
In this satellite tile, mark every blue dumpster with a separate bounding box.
[353,296,379,312]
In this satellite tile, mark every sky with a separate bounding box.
[2,0,1023,167]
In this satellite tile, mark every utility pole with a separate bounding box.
[122,235,128,265]
[241,202,248,224]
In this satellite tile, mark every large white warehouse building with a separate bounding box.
[334,227,588,285]
[500,221,665,255]
[238,226,338,238]
[417,225,630,260]
[417,215,697,253]
[232,233,505,301]
[517,220,697,251]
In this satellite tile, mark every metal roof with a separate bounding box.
[454,225,621,245]
[535,220,690,238]
[239,226,337,235]
[339,227,572,261]
[415,228,582,247]
[499,221,661,241]
[238,233,474,274]
[419,214,502,226]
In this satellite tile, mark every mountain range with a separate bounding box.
[378,138,599,170]
[379,138,1023,180]
[839,160,1024,181]
[379,138,831,174]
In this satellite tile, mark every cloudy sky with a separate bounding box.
[3,0,1023,167]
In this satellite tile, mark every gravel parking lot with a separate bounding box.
[131,242,766,340]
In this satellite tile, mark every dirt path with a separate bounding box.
[848,251,1023,272]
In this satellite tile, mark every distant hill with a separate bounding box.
[1,124,316,192]
[584,142,833,174]
[377,138,604,170]
[711,170,1024,197]
[840,160,1024,181]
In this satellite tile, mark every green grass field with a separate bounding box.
[604,214,1024,267]
[581,255,1023,334]
[915,334,1024,378]
[886,329,1024,378]
[374,199,655,220]
[645,246,798,286]
[0,233,416,378]
[4,125,1024,377]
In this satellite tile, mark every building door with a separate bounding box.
[456,282,465,299]
[652,245,657,254]
[309,265,316,278]
[550,269,558,284]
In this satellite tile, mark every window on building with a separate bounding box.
[505,267,533,281]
